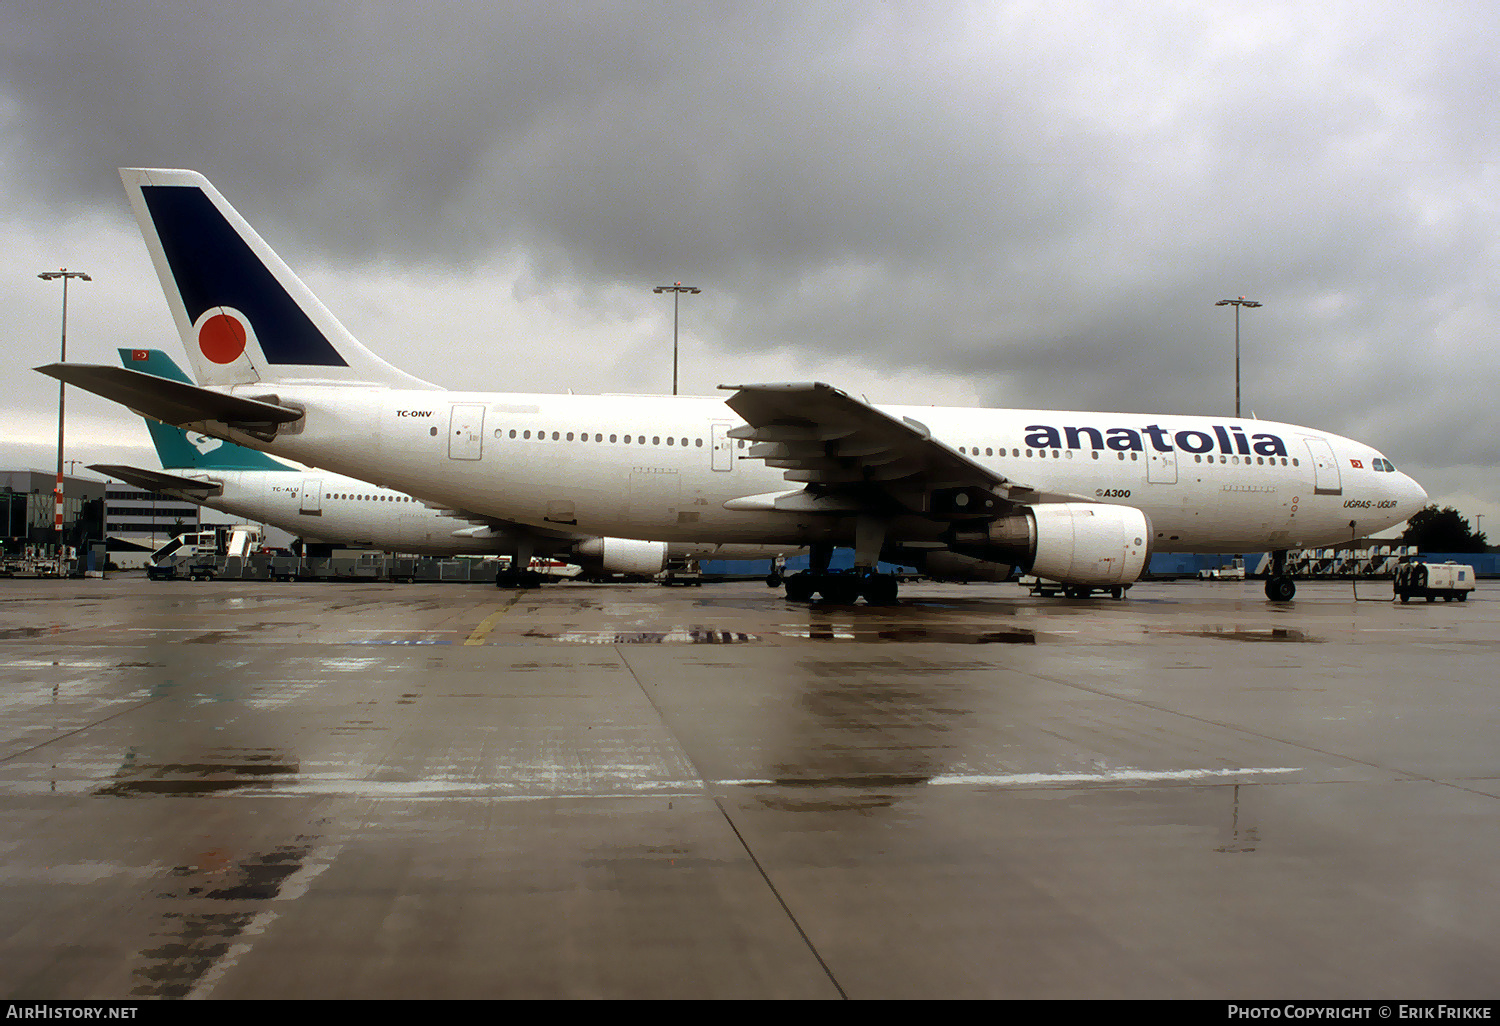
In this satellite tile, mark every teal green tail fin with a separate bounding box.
[118,348,296,472]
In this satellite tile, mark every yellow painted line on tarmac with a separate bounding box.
[464,592,525,646]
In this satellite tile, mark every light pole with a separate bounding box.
[1215,296,1261,419]
[653,282,700,396]
[38,268,91,573]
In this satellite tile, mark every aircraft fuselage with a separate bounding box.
[198,386,1425,554]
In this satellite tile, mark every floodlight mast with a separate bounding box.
[653,282,701,396]
[1215,296,1261,418]
[37,269,91,573]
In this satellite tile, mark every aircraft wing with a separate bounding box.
[89,464,223,497]
[35,363,303,429]
[719,381,1082,515]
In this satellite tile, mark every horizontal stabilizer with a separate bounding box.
[34,363,303,428]
[89,464,223,496]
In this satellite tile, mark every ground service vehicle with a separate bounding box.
[1394,561,1475,603]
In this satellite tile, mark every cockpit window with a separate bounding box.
[1372,457,1397,472]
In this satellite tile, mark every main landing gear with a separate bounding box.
[1264,549,1295,602]
[783,523,902,606]
[496,539,542,588]
[784,569,899,606]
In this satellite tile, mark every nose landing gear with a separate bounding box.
[1265,549,1295,602]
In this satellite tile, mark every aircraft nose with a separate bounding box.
[1396,474,1428,517]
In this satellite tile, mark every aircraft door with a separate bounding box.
[711,422,734,472]
[299,479,322,515]
[449,404,485,460]
[1146,446,1178,484]
[1304,438,1342,495]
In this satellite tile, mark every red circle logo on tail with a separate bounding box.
[198,313,247,364]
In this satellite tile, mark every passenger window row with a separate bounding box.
[954,445,1299,468]
[494,428,707,448]
[324,493,418,501]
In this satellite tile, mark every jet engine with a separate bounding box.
[949,502,1151,586]
[572,537,669,577]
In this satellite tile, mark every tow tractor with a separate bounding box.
[1020,575,1130,599]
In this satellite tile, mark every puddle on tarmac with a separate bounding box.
[743,775,930,812]
[523,627,757,644]
[1166,627,1318,642]
[94,747,299,798]
[133,838,327,998]
[780,626,1037,643]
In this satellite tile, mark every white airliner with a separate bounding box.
[90,348,788,576]
[40,168,1428,603]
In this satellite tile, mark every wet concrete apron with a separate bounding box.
[0,577,1495,998]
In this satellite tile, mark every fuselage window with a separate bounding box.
[653,436,660,445]
[624,435,631,443]
[667,437,674,445]
[696,438,703,447]
[566,432,574,441]
[551,431,559,441]
[610,434,617,443]
[1026,449,1033,457]
[523,430,531,439]
[509,429,517,438]
[1131,452,1139,461]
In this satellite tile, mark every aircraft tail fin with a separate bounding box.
[119,168,438,391]
[118,348,298,472]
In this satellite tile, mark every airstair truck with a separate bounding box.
[147,525,264,580]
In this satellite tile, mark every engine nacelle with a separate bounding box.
[952,503,1152,586]
[573,537,669,576]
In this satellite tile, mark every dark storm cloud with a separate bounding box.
[3,1,1497,517]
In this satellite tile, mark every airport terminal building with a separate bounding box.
[0,470,105,555]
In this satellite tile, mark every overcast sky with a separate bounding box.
[2,1,1495,534]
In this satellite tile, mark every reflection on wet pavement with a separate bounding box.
[0,577,1494,999]
[95,747,299,798]
[131,838,335,998]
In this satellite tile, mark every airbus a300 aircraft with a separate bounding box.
[90,348,781,578]
[40,168,1427,603]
